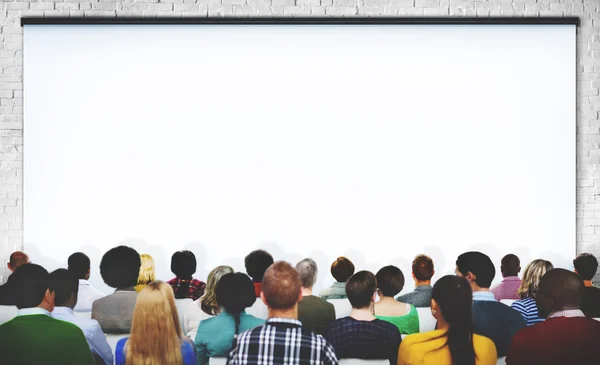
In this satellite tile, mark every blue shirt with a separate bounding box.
[115,337,196,365]
[51,307,113,365]
[473,291,497,302]
[511,296,544,326]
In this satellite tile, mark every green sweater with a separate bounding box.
[0,313,95,365]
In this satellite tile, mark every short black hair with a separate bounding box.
[11,263,50,309]
[456,251,496,289]
[573,253,599,280]
[501,254,520,277]
[99,245,141,289]
[375,265,405,297]
[171,250,197,279]
[68,252,90,280]
[49,269,79,307]
[215,272,256,313]
[244,250,274,281]
[346,270,377,309]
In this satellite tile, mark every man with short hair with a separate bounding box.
[507,269,600,365]
[396,254,435,307]
[68,252,106,312]
[324,271,402,365]
[573,253,600,317]
[92,245,141,333]
[50,269,113,365]
[456,251,525,357]
[244,249,274,297]
[0,251,31,305]
[319,256,355,300]
[0,264,95,365]
[228,261,338,365]
[296,258,336,334]
[8,251,29,273]
[490,254,521,301]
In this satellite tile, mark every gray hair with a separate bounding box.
[296,258,318,289]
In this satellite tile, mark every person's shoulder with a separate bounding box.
[473,333,496,349]
[166,277,178,285]
[374,318,401,333]
[473,334,498,363]
[52,317,89,336]
[244,313,266,326]
[191,278,206,286]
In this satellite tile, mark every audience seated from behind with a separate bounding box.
[228,261,338,365]
[244,249,274,297]
[92,245,141,333]
[573,253,600,317]
[296,258,336,335]
[0,264,95,365]
[510,259,553,326]
[374,265,419,335]
[168,250,206,301]
[68,252,106,312]
[324,271,401,365]
[49,269,113,365]
[116,281,196,365]
[455,251,525,358]
[0,251,30,305]
[490,254,521,301]
[507,268,600,365]
[194,272,265,365]
[398,275,497,365]
[134,253,155,292]
[319,256,355,300]
[396,254,434,308]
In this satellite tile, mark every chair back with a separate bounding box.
[416,307,437,332]
[105,333,129,353]
[246,299,268,320]
[496,356,507,365]
[209,358,227,365]
[500,299,516,307]
[0,305,17,325]
[175,298,193,330]
[327,299,352,319]
[339,359,389,365]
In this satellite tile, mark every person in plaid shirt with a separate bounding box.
[167,250,206,301]
[227,261,338,365]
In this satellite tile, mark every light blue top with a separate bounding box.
[18,307,51,316]
[115,337,196,365]
[194,311,265,365]
[473,291,497,302]
[319,282,348,300]
[51,306,113,365]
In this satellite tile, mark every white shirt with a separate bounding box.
[17,307,51,316]
[183,299,214,338]
[74,279,106,312]
[52,306,113,365]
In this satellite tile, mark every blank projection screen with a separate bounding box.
[23,20,576,295]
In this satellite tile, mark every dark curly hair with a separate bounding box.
[244,249,274,281]
[99,245,141,289]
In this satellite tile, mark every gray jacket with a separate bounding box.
[396,285,432,308]
[91,287,137,334]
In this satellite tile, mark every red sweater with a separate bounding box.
[507,316,600,365]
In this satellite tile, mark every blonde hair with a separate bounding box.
[126,281,186,365]
[199,265,234,314]
[517,259,554,299]
[137,254,156,286]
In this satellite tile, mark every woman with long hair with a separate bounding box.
[183,265,234,338]
[373,265,419,335]
[398,275,497,365]
[194,272,265,365]
[134,254,156,292]
[511,259,554,326]
[115,281,196,365]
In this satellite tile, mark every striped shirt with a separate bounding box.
[511,297,543,326]
[227,317,338,365]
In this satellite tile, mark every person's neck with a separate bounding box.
[350,306,376,321]
[268,306,298,320]
[377,295,396,303]
[471,285,490,293]
[301,287,313,296]
[37,303,53,312]
[502,274,518,278]
[436,317,450,331]
[583,280,593,287]
[414,280,431,287]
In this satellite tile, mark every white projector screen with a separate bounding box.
[23,21,576,295]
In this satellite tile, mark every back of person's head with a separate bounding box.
[431,275,475,365]
[49,269,79,308]
[331,256,355,283]
[375,265,404,297]
[128,281,184,365]
[573,253,599,281]
[345,271,377,309]
[412,254,434,282]
[137,254,156,286]
[516,259,553,299]
[8,251,30,272]
[200,265,235,315]
[100,245,141,289]
[456,251,495,289]
[500,254,520,277]
[244,249,274,281]
[536,268,584,318]
[170,250,197,279]
[11,263,53,310]
[296,258,318,289]
[261,261,301,310]
[67,252,91,280]
[215,272,257,335]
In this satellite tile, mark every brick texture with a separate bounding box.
[1,0,599,284]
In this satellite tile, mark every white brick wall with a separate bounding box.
[1,0,599,283]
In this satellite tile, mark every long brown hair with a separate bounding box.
[199,265,234,315]
[126,281,186,365]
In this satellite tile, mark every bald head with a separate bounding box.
[536,268,584,318]
[8,251,30,273]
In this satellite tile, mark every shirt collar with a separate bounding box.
[18,307,51,317]
[115,286,137,292]
[414,285,432,291]
[52,306,74,316]
[266,317,303,327]
[473,291,497,301]
[502,276,521,282]
[78,279,90,286]
[548,309,585,319]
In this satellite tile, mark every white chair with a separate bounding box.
[594,318,600,321]
[500,299,516,307]
[209,358,227,365]
[74,311,92,319]
[246,299,268,320]
[416,307,437,332]
[0,305,18,325]
[175,298,193,330]
[105,333,128,353]
[496,356,507,365]
[339,359,389,365]
[327,299,352,319]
